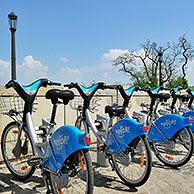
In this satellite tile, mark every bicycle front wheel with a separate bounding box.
[50,149,94,194]
[111,135,152,187]
[152,127,194,168]
[1,121,36,180]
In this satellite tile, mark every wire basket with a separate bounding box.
[0,94,24,115]
[105,91,132,109]
[70,96,84,110]
[70,94,102,113]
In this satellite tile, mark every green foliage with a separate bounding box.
[166,76,189,88]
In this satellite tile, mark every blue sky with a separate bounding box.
[0,0,194,85]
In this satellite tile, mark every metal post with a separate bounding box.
[11,28,16,80]
[158,52,163,86]
[8,12,18,80]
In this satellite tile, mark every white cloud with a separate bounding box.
[186,60,194,86]
[18,55,48,82]
[100,49,129,69]
[102,72,109,79]
[60,57,69,63]
[56,49,131,84]
[0,59,9,70]
[58,67,83,82]
[0,59,10,84]
[59,67,82,75]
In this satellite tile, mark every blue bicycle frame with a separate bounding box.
[5,79,91,175]
[43,125,90,173]
[148,114,192,142]
[106,118,147,154]
[121,85,192,142]
[69,82,148,156]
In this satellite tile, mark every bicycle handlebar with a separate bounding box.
[5,80,15,89]
[63,83,76,89]
[5,79,61,89]
[104,85,118,89]
[138,87,150,92]
[64,82,116,90]
[47,81,61,86]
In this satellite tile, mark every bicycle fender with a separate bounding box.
[148,114,192,142]
[182,110,194,132]
[106,118,147,154]
[42,125,90,172]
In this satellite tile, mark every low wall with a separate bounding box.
[0,85,148,161]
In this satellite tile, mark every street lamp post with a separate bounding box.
[158,51,163,86]
[8,12,18,80]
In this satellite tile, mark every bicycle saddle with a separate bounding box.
[105,105,125,118]
[179,94,192,102]
[157,93,170,102]
[46,89,74,105]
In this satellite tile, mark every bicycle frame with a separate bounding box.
[3,79,91,174]
[71,82,148,155]
[166,87,194,133]
[26,105,91,174]
[118,86,192,143]
[81,108,147,155]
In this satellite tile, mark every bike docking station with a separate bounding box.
[95,114,109,167]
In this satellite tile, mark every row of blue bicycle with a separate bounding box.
[0,78,194,193]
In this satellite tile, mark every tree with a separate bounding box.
[166,76,188,89]
[113,35,194,88]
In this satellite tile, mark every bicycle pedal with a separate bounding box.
[97,144,106,152]
[27,156,42,166]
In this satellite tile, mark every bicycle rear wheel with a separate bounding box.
[111,135,152,187]
[50,149,94,194]
[152,127,194,168]
[1,121,36,180]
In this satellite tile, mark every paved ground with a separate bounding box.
[1,146,194,194]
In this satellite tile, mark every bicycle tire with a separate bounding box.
[111,135,152,187]
[50,149,94,194]
[1,121,36,180]
[151,127,194,168]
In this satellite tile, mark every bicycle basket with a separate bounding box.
[70,94,101,113]
[106,92,132,109]
[0,94,24,115]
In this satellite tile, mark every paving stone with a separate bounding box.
[1,148,194,194]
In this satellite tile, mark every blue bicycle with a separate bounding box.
[110,85,194,168]
[64,82,152,187]
[165,86,194,133]
[0,79,94,194]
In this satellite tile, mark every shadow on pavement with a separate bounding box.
[0,171,45,194]
[92,162,138,193]
[152,160,179,171]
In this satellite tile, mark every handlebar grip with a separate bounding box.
[104,85,117,89]
[51,82,61,86]
[5,80,15,89]
[63,83,75,89]
[48,81,61,86]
